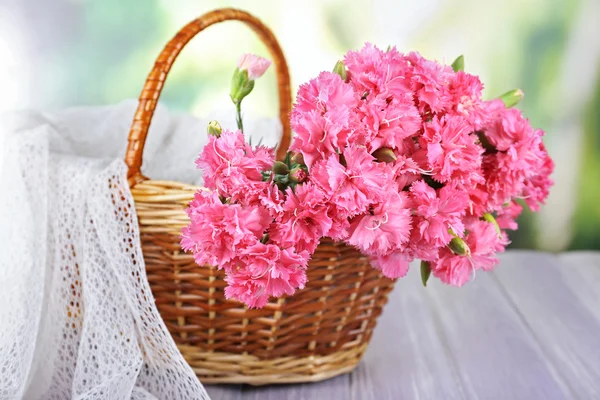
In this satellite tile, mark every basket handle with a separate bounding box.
[125,8,292,186]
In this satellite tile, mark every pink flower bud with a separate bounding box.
[289,167,307,183]
[237,53,271,80]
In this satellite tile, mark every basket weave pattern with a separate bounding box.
[126,9,395,385]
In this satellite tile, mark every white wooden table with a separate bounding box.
[205,251,600,399]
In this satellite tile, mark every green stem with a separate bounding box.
[235,101,244,133]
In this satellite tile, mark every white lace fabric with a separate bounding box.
[0,101,280,399]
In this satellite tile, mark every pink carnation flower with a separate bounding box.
[409,180,469,252]
[496,200,523,230]
[482,152,526,209]
[370,251,412,279]
[392,154,422,190]
[347,192,412,256]
[270,182,332,253]
[290,72,357,168]
[358,94,422,152]
[485,106,536,151]
[480,112,552,211]
[432,220,508,286]
[224,272,270,308]
[417,115,484,184]
[344,43,413,98]
[521,142,554,211]
[406,52,453,115]
[293,71,358,114]
[289,107,354,169]
[196,130,275,204]
[181,190,270,267]
[447,71,487,129]
[237,53,271,80]
[310,145,392,218]
[224,244,309,308]
[257,183,286,217]
[183,42,555,306]
[344,43,391,97]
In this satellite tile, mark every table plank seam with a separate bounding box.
[348,367,356,400]
[489,270,579,399]
[423,289,469,400]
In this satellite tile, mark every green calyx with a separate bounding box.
[230,68,255,104]
[265,152,309,191]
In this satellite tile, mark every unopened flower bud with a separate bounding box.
[498,89,524,108]
[289,167,307,183]
[272,161,289,175]
[448,235,471,256]
[333,60,347,82]
[372,147,397,163]
[207,120,222,138]
[291,152,305,166]
[451,55,464,72]
[482,212,502,238]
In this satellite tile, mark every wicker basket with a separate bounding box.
[124,8,396,385]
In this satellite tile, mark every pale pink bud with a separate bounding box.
[237,53,271,80]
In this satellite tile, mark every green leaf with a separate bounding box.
[284,151,292,165]
[498,89,524,108]
[420,261,432,286]
[451,55,464,72]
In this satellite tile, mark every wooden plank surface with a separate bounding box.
[493,252,600,398]
[205,251,600,400]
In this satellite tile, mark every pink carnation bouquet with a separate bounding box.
[181,46,554,308]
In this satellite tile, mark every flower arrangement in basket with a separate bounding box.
[126,8,553,385]
[182,45,554,308]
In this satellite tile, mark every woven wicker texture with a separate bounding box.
[126,8,396,385]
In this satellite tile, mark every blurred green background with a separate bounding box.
[0,0,598,251]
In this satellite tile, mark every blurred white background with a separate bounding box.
[0,0,599,250]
